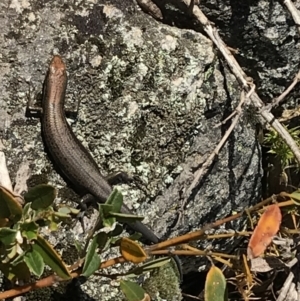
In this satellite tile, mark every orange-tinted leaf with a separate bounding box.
[0,186,23,223]
[247,204,282,259]
[120,237,147,263]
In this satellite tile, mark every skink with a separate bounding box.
[42,55,160,244]
[42,55,182,279]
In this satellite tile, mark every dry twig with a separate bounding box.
[177,0,300,196]
[267,69,300,110]
[284,0,300,34]
[174,88,254,227]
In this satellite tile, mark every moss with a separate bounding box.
[143,259,182,301]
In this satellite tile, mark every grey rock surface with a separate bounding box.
[0,0,275,300]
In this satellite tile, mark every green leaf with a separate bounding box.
[205,266,228,301]
[100,204,114,216]
[289,190,300,205]
[105,189,123,213]
[126,257,171,277]
[99,204,115,227]
[54,211,72,219]
[47,214,59,231]
[120,280,146,301]
[24,249,44,276]
[82,236,101,277]
[109,212,144,223]
[32,235,71,280]
[57,205,79,216]
[11,250,27,266]
[21,222,39,241]
[74,240,83,254]
[136,257,171,271]
[6,244,19,260]
[22,203,32,218]
[0,228,17,245]
[127,232,142,241]
[57,206,71,214]
[24,184,57,210]
[96,232,109,251]
[0,261,31,281]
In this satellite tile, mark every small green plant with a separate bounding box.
[0,185,179,300]
[0,185,143,282]
[0,184,73,281]
[264,126,300,168]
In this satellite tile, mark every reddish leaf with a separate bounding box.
[247,204,282,259]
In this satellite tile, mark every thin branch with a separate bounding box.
[0,256,126,299]
[214,84,255,128]
[284,0,300,33]
[184,90,249,199]
[176,0,300,202]
[267,69,300,110]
